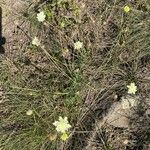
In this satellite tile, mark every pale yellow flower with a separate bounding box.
[53,116,71,133]
[124,5,130,13]
[60,132,69,141]
[127,83,137,94]
[32,37,40,46]
[26,110,33,116]
[74,41,83,50]
[37,11,46,22]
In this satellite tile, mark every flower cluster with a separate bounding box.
[26,110,33,116]
[127,82,137,94]
[37,11,46,22]
[53,116,71,141]
[32,37,40,46]
[31,11,46,46]
[74,41,83,50]
[124,5,130,13]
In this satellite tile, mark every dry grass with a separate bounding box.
[0,0,150,149]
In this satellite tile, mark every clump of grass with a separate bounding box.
[1,0,150,149]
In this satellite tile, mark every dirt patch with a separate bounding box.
[0,0,30,58]
[1,0,27,37]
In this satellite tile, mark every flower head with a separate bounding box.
[37,11,46,22]
[53,116,71,133]
[32,37,40,46]
[123,5,130,13]
[127,82,137,94]
[26,110,33,116]
[60,132,69,141]
[74,41,83,50]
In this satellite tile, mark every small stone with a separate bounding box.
[123,139,129,145]
[114,94,118,100]
[146,109,150,115]
[48,133,57,141]
[103,102,130,128]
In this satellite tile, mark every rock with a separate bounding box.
[101,96,138,128]
[146,109,150,115]
[121,96,138,109]
[1,0,28,36]
[103,102,130,128]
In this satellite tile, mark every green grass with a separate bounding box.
[0,0,150,149]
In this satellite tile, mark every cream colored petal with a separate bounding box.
[53,121,59,126]
[64,117,68,122]
[59,116,63,121]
